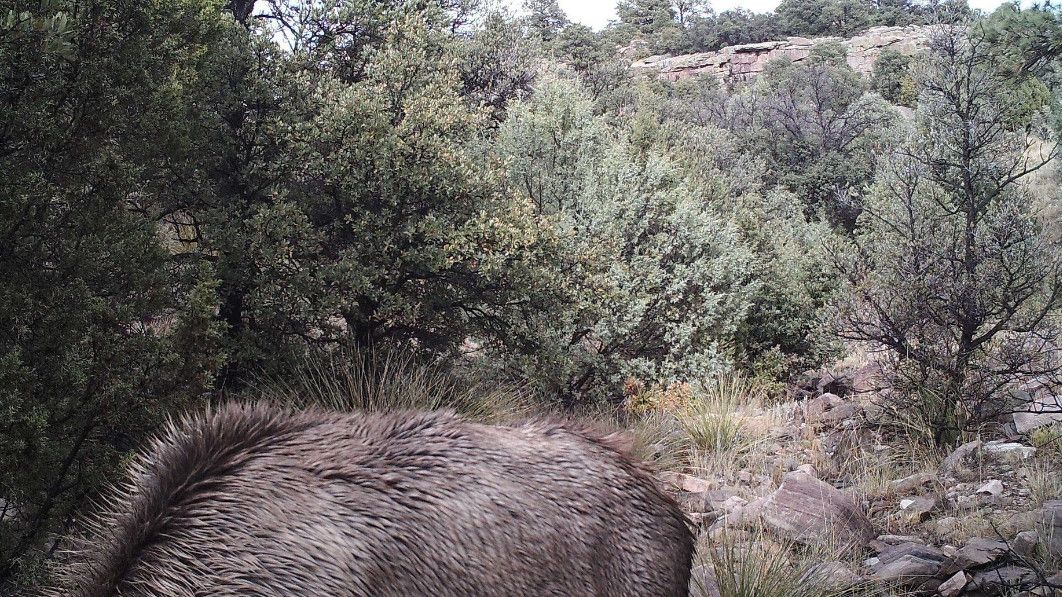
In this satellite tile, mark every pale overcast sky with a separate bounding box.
[549,0,1020,30]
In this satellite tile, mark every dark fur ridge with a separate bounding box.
[57,403,694,596]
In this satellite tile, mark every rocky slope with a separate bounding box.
[646,365,1062,596]
[631,25,938,83]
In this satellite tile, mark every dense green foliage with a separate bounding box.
[1,0,1061,589]
[0,0,227,582]
[871,48,918,106]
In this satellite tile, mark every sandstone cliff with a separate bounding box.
[631,25,938,83]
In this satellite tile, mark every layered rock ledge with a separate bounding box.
[631,25,938,83]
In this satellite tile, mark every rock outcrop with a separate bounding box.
[631,25,937,84]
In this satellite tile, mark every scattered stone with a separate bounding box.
[982,440,1037,462]
[760,471,875,551]
[1013,530,1039,558]
[888,472,935,495]
[943,440,982,474]
[868,542,947,586]
[977,479,1005,496]
[938,570,968,597]
[796,463,818,477]
[948,537,1008,571]
[899,495,936,523]
[968,565,1037,592]
[659,472,714,493]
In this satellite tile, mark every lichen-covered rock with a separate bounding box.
[982,440,1037,462]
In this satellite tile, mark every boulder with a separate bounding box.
[977,479,1005,496]
[939,537,1008,576]
[1013,530,1039,558]
[968,565,1037,592]
[633,25,938,84]
[761,471,874,550]
[803,393,843,421]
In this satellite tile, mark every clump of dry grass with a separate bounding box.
[253,349,529,422]
[1027,459,1062,505]
[832,431,945,505]
[629,409,696,473]
[682,375,761,454]
[1028,424,1062,461]
[694,526,875,597]
[688,375,792,482]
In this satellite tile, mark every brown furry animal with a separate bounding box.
[60,402,693,596]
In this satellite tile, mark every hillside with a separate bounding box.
[2,0,1061,594]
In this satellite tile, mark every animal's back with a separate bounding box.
[63,402,693,596]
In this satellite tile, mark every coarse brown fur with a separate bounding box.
[54,402,693,596]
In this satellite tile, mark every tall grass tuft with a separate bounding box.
[682,374,764,453]
[695,528,874,597]
[252,348,528,422]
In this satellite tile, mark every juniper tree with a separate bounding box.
[832,27,1062,444]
